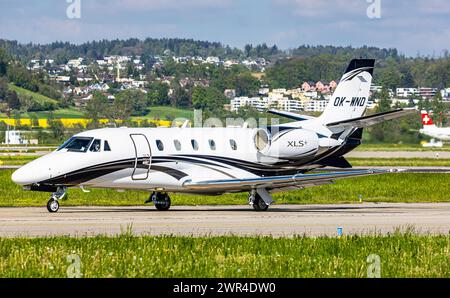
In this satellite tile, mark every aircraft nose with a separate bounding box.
[11,160,54,186]
[11,165,37,185]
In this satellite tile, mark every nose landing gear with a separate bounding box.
[47,187,67,213]
[149,192,171,211]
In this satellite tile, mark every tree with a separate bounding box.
[191,86,227,117]
[84,92,109,127]
[370,87,392,142]
[431,92,446,126]
[111,89,148,120]
[0,48,8,77]
[170,84,192,108]
[48,117,65,141]
[147,82,169,105]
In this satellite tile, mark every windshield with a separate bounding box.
[58,137,93,152]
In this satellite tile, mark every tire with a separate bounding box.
[252,195,269,211]
[154,193,171,211]
[47,199,60,213]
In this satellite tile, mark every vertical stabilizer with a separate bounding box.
[319,59,375,124]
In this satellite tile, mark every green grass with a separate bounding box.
[356,143,450,152]
[0,233,448,277]
[0,155,40,165]
[0,170,448,206]
[0,108,85,119]
[348,158,450,167]
[140,106,194,120]
[7,84,58,106]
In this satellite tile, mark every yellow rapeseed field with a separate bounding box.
[0,118,172,128]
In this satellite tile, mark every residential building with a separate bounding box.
[418,87,437,99]
[304,100,328,112]
[396,88,418,98]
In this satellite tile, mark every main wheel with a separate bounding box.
[252,195,269,211]
[154,193,171,211]
[47,199,60,213]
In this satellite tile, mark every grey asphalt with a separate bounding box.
[1,203,449,238]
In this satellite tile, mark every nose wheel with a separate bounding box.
[46,187,67,213]
[47,199,60,213]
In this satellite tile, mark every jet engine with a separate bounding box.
[254,128,319,159]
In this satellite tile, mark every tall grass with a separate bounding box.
[0,233,448,278]
[0,170,448,206]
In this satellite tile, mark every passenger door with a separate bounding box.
[130,134,151,180]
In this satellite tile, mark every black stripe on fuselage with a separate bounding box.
[40,158,188,185]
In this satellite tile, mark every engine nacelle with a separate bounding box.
[255,128,319,159]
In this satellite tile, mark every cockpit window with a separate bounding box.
[89,139,101,152]
[58,137,93,152]
[104,140,111,151]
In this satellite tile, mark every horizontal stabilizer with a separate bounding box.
[317,156,353,169]
[326,108,417,129]
[268,109,316,122]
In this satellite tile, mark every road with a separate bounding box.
[1,203,449,238]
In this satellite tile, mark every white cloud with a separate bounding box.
[86,0,233,13]
[414,0,450,14]
[0,17,179,44]
[273,0,366,17]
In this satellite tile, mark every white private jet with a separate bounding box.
[420,111,450,141]
[12,59,416,213]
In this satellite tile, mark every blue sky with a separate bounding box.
[0,0,449,56]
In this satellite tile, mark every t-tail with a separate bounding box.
[319,59,374,124]
[268,59,417,130]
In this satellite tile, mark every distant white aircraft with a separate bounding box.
[12,59,416,213]
[420,111,450,141]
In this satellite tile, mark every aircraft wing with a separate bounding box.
[183,169,397,192]
[268,109,317,122]
[326,108,417,129]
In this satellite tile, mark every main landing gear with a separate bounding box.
[149,192,171,211]
[47,187,67,213]
[248,189,273,212]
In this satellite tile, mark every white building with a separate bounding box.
[277,98,302,112]
[205,57,220,64]
[230,97,265,112]
[304,100,328,112]
[4,131,37,145]
[67,58,83,68]
[441,88,450,101]
[396,88,418,98]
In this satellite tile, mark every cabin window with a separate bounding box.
[229,139,237,150]
[209,139,216,151]
[174,140,182,151]
[89,139,102,152]
[191,139,199,151]
[58,137,93,153]
[156,140,164,151]
[104,140,111,151]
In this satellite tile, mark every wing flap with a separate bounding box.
[183,169,395,192]
[326,108,417,129]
